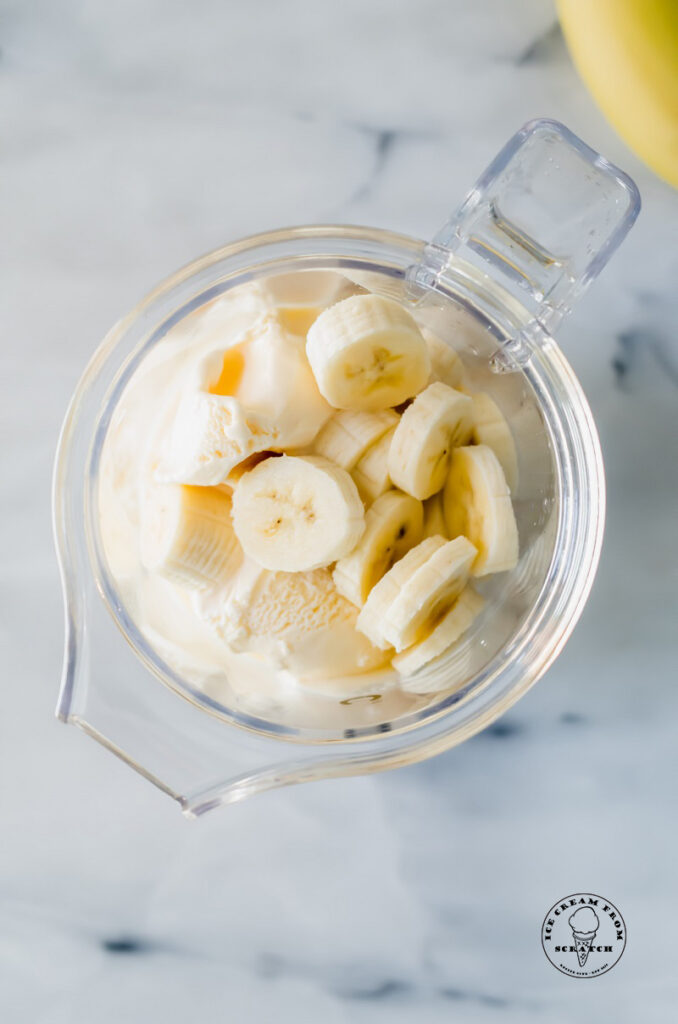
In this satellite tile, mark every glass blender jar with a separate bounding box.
[53,120,640,815]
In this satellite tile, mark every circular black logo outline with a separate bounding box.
[541,893,626,979]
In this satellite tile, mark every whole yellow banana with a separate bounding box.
[557,0,678,187]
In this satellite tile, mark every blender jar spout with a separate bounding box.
[409,118,641,349]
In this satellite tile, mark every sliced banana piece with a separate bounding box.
[422,491,448,540]
[356,535,448,649]
[231,454,365,572]
[140,484,242,590]
[444,445,519,576]
[398,635,474,695]
[471,392,519,493]
[306,294,430,411]
[351,424,397,504]
[373,535,477,651]
[388,382,474,500]
[423,329,466,388]
[314,409,398,470]
[392,587,484,676]
[333,490,424,607]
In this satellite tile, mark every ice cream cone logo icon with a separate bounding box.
[541,893,626,978]
[568,907,600,967]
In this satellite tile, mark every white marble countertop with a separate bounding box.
[2,0,677,1020]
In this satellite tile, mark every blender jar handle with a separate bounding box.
[409,119,641,338]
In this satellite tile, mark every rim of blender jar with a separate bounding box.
[63,224,605,747]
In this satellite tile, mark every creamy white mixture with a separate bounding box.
[98,269,522,722]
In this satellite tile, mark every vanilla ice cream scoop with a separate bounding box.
[161,389,278,486]
[162,313,332,485]
[224,315,332,447]
[197,562,390,681]
[569,906,599,936]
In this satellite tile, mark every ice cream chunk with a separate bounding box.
[196,562,390,681]
[221,315,333,447]
[160,390,278,486]
[261,269,365,328]
[162,315,332,485]
[185,281,273,348]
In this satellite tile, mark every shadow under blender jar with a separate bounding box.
[53,120,640,815]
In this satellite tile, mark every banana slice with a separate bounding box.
[471,392,519,493]
[355,535,448,649]
[314,409,398,470]
[422,491,448,539]
[423,329,466,388]
[231,454,365,572]
[140,484,242,590]
[306,294,430,410]
[367,535,477,651]
[333,490,424,607]
[387,382,474,500]
[443,634,474,686]
[392,587,484,676]
[351,424,397,504]
[398,635,473,695]
[443,445,519,576]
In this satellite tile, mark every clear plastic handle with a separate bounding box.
[410,119,641,337]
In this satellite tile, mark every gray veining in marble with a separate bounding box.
[1,1,677,1021]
